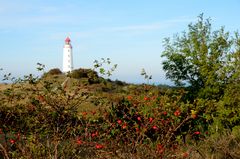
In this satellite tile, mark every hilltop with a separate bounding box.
[0,67,171,113]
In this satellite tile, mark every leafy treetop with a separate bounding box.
[161,14,240,99]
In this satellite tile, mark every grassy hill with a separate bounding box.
[0,68,240,159]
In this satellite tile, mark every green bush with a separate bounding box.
[70,68,98,78]
[46,68,62,75]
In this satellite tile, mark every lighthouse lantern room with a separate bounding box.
[63,37,73,73]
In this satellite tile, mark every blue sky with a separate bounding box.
[0,0,240,84]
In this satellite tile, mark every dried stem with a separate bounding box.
[0,143,9,159]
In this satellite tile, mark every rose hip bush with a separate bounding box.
[0,72,211,158]
[102,93,209,149]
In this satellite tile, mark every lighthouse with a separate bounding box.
[63,37,73,73]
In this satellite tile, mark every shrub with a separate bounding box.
[114,79,127,86]
[68,68,98,79]
[47,68,62,75]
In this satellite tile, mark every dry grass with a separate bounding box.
[0,83,11,91]
[177,131,240,159]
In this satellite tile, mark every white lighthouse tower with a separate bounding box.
[63,37,73,73]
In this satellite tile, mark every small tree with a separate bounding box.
[161,14,239,99]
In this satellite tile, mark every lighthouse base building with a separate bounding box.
[63,37,73,73]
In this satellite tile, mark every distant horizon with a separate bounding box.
[0,66,174,86]
[1,0,239,85]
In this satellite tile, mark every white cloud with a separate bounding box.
[108,16,194,33]
[49,16,194,39]
[0,1,87,29]
[107,23,171,32]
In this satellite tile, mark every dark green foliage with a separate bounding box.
[114,79,127,86]
[47,68,62,75]
[68,68,101,84]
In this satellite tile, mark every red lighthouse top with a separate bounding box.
[65,37,71,43]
